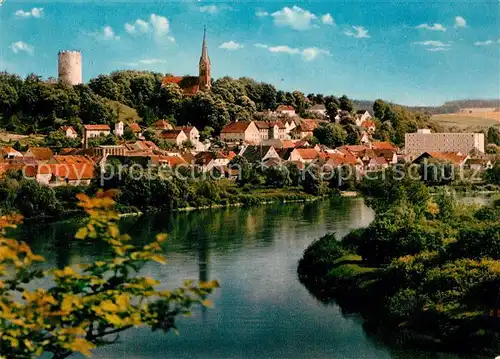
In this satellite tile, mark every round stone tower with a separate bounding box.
[58,51,82,85]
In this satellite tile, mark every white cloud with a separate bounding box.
[426,47,451,52]
[256,11,269,17]
[271,6,317,31]
[102,26,120,40]
[302,47,330,61]
[416,23,446,32]
[321,13,335,26]
[268,45,300,54]
[474,40,494,46]
[125,14,173,40]
[125,18,150,34]
[254,43,329,61]
[10,41,34,55]
[139,59,166,65]
[150,14,170,36]
[15,7,43,18]
[414,40,452,47]
[219,41,244,50]
[343,26,370,38]
[454,16,467,28]
[199,5,219,14]
[117,58,166,67]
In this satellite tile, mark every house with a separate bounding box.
[464,158,493,171]
[124,141,159,152]
[239,145,280,163]
[83,124,111,148]
[195,151,236,172]
[60,126,78,139]
[254,121,287,140]
[24,147,54,162]
[354,110,372,126]
[0,146,22,159]
[176,126,200,144]
[129,123,142,135]
[36,163,94,186]
[290,120,319,140]
[114,121,124,137]
[51,155,94,165]
[360,120,376,133]
[308,104,327,116]
[373,149,398,164]
[289,148,321,163]
[367,157,389,170]
[155,120,174,131]
[360,131,371,145]
[275,105,296,117]
[220,121,260,143]
[149,155,188,168]
[284,118,297,134]
[371,142,397,151]
[412,152,469,166]
[92,145,127,157]
[160,129,188,146]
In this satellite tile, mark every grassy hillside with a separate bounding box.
[431,113,500,132]
[105,99,142,124]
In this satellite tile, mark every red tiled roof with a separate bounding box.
[160,130,184,139]
[254,121,272,129]
[372,142,396,151]
[281,140,296,149]
[83,124,111,131]
[175,126,195,133]
[341,145,370,155]
[295,148,321,160]
[221,121,252,133]
[37,163,95,181]
[25,147,54,161]
[370,157,388,165]
[128,123,141,133]
[161,76,199,95]
[60,126,77,134]
[360,120,375,128]
[155,120,174,129]
[426,152,468,165]
[53,155,94,165]
[151,155,187,168]
[276,105,295,112]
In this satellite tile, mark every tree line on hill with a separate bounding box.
[0,70,432,147]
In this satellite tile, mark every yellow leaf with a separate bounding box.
[66,338,94,357]
[151,255,167,265]
[75,227,88,240]
[104,313,124,326]
[115,294,130,311]
[100,300,119,312]
[156,233,167,243]
[202,299,213,308]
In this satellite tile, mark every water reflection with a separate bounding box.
[12,198,472,358]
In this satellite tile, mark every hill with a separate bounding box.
[431,113,500,132]
[104,99,142,124]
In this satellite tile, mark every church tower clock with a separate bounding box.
[199,27,211,92]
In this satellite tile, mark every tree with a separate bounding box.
[324,96,340,121]
[0,194,218,358]
[339,95,354,113]
[44,130,81,148]
[373,99,387,120]
[487,126,500,145]
[265,166,291,188]
[302,166,326,196]
[313,123,347,148]
[345,124,361,145]
[122,126,137,141]
[156,83,183,120]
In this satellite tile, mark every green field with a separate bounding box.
[432,114,500,131]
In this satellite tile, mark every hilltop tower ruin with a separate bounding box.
[58,51,82,85]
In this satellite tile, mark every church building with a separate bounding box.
[161,28,211,95]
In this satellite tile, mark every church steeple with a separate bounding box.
[199,27,211,91]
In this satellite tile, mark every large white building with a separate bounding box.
[405,129,485,154]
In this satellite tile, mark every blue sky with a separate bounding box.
[1,0,499,106]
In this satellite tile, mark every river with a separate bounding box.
[16,198,483,359]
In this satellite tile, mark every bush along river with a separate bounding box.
[16,197,489,358]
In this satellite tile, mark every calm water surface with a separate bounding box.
[18,198,480,359]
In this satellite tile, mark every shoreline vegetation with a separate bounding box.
[297,173,500,356]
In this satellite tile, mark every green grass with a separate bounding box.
[105,100,142,124]
[327,254,378,281]
[431,114,499,131]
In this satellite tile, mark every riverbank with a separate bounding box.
[298,182,500,357]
